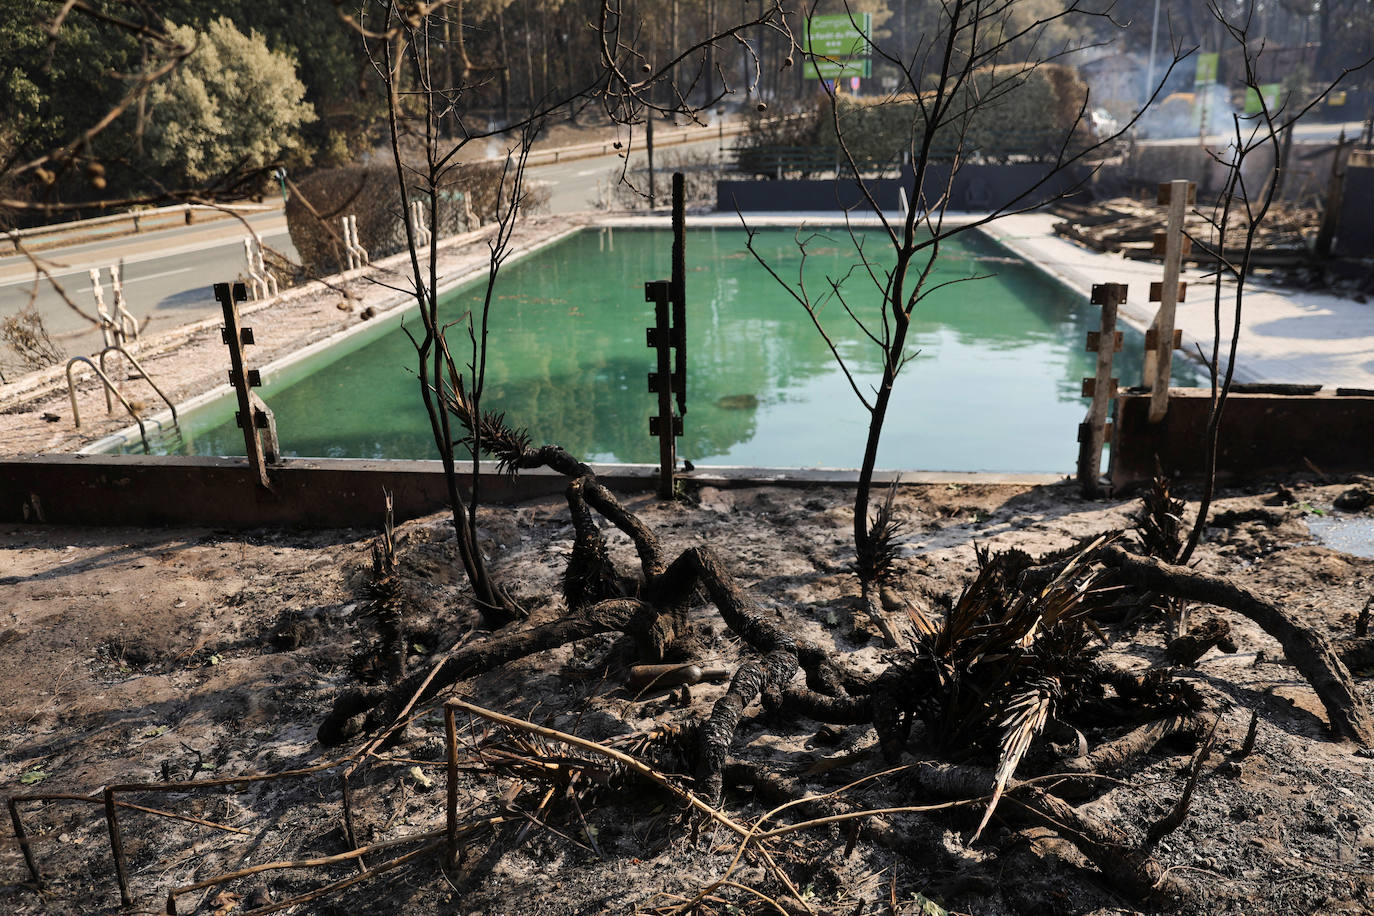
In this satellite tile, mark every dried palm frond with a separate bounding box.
[890,538,1115,787]
[474,723,697,795]
[440,375,534,476]
[1136,471,1186,562]
[971,677,1057,843]
[904,596,939,640]
[857,480,907,582]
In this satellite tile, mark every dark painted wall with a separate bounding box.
[0,457,923,529]
[717,163,1090,212]
[0,456,644,529]
[1111,390,1374,490]
[1336,164,1374,257]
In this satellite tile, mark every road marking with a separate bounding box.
[0,223,291,280]
[1,265,198,293]
[102,266,197,288]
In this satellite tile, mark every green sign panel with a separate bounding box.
[1194,51,1219,86]
[1244,82,1282,115]
[804,13,871,80]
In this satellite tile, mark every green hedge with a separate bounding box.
[829,63,1091,165]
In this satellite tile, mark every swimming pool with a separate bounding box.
[115,226,1202,472]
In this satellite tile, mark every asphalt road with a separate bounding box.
[0,208,295,357]
[3,110,1360,356]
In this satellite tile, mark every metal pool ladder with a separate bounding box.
[65,345,180,452]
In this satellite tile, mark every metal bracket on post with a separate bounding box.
[1078,282,1126,497]
[215,281,275,489]
[1143,179,1194,423]
[671,172,686,420]
[646,280,679,499]
[643,174,688,500]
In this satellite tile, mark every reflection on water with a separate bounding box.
[135,227,1203,472]
[1307,515,1374,559]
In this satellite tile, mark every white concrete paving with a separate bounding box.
[982,213,1374,389]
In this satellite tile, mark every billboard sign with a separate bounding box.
[804,13,871,80]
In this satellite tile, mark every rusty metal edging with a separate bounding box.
[1,455,1062,529]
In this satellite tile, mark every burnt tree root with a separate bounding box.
[906,760,1189,903]
[649,547,801,801]
[1101,546,1374,746]
[323,459,819,796]
[1049,714,1205,799]
[318,598,650,746]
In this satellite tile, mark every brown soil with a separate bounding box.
[3,476,1372,915]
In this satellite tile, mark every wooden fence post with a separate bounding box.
[644,176,686,499]
[1143,179,1194,422]
[215,282,276,490]
[1077,282,1126,496]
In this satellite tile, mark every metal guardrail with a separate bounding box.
[3,117,777,252]
[3,202,276,253]
[513,119,754,167]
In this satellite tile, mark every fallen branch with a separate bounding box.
[165,828,447,914]
[1100,546,1374,746]
[447,698,749,838]
[1147,715,1220,847]
[906,760,1188,902]
[319,598,650,745]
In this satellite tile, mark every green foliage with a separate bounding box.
[0,0,139,161]
[19,768,48,785]
[162,0,380,163]
[145,17,316,183]
[829,62,1091,164]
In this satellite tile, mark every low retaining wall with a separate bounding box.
[0,456,646,528]
[1,455,1059,529]
[1111,388,1374,489]
[717,162,1089,212]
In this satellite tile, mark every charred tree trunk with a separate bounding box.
[1101,546,1374,746]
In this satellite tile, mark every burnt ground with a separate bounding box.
[1,476,1372,915]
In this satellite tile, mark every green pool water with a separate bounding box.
[132,227,1202,472]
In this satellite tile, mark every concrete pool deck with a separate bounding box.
[622,209,1374,389]
[983,213,1374,390]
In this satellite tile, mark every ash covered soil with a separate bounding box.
[2,477,1372,915]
